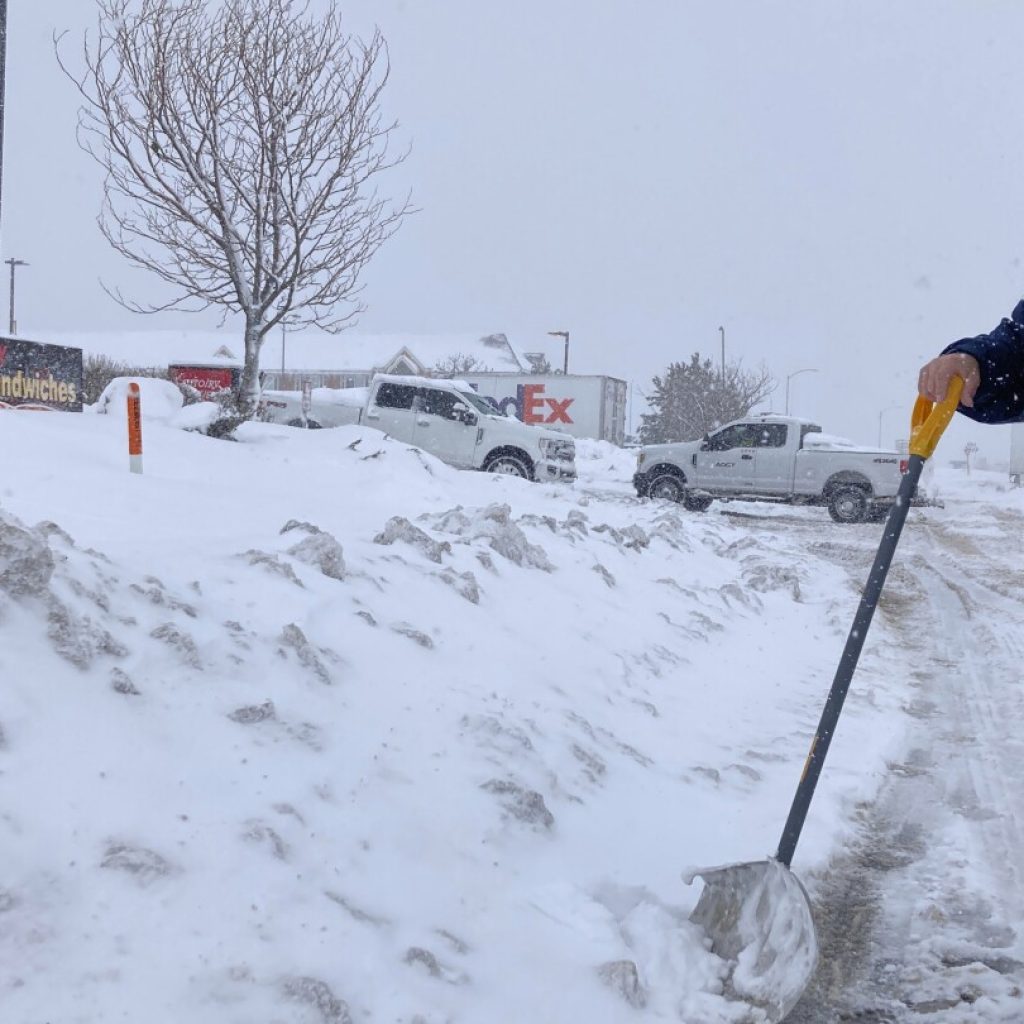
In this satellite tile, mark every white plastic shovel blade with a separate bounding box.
[686,858,818,1022]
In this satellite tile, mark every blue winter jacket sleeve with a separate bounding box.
[942,298,1024,423]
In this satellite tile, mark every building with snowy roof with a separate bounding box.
[44,328,525,389]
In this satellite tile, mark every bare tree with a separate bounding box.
[432,353,487,377]
[57,0,411,428]
[639,353,776,443]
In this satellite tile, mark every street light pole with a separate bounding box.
[5,256,26,334]
[784,367,818,415]
[877,404,901,448]
[547,330,569,374]
[719,325,725,382]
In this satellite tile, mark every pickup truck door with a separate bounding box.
[363,382,418,441]
[748,423,794,493]
[692,423,759,491]
[413,386,480,467]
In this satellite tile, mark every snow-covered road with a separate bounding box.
[779,481,1024,1022]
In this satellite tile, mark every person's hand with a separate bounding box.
[918,352,980,407]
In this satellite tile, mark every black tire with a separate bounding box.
[486,453,532,479]
[828,485,870,524]
[286,417,322,429]
[683,493,713,513]
[647,472,686,503]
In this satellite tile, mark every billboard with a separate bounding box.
[0,337,83,412]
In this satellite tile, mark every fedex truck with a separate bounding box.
[458,374,627,445]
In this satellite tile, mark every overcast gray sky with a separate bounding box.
[7,1,1024,459]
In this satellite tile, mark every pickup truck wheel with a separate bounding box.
[828,486,870,524]
[647,473,685,503]
[486,454,532,479]
[286,417,322,429]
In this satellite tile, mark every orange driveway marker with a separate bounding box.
[127,382,143,474]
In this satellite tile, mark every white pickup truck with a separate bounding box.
[258,374,577,482]
[632,414,908,523]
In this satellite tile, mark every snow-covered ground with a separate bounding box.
[1,398,1021,1022]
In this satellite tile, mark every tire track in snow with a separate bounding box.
[789,505,1024,1022]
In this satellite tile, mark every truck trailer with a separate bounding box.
[457,373,627,446]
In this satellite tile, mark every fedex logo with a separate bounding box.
[487,383,574,424]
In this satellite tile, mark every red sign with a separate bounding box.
[169,365,236,398]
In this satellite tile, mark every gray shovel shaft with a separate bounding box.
[775,455,925,867]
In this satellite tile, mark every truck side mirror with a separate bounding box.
[451,402,477,426]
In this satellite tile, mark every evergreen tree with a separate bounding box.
[639,353,775,443]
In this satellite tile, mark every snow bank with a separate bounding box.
[0,410,933,1022]
[91,376,185,419]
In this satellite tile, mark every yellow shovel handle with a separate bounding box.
[909,376,964,459]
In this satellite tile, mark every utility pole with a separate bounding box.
[5,257,26,334]
[718,326,725,382]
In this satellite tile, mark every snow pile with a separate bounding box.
[0,411,935,1022]
[802,431,893,454]
[264,385,370,409]
[92,376,185,418]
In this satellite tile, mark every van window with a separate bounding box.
[374,383,417,410]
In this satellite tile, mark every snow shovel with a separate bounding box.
[684,379,963,1022]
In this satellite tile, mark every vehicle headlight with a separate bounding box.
[539,438,575,460]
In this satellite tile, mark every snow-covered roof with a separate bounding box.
[371,372,476,391]
[40,328,525,374]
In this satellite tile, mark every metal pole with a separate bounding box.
[718,326,725,382]
[785,367,818,416]
[281,323,286,372]
[6,257,26,334]
[547,330,569,375]
[877,405,900,448]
